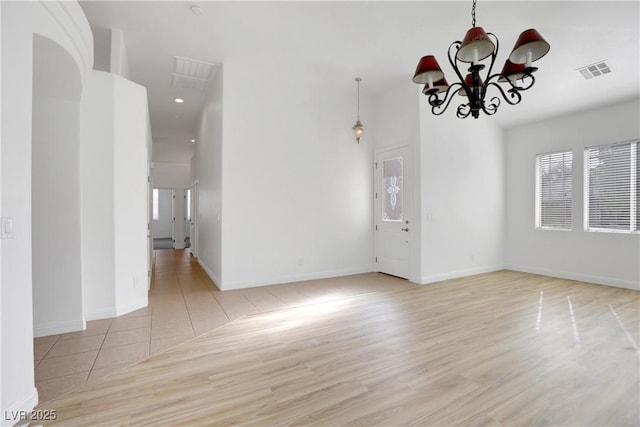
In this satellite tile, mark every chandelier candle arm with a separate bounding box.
[411,0,550,119]
[427,83,465,116]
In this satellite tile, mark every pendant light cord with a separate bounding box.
[355,77,362,121]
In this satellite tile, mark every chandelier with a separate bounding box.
[412,0,550,119]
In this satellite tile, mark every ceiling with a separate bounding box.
[78,1,640,164]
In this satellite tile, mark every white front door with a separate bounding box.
[375,146,411,279]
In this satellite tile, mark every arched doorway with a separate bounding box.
[31,34,85,337]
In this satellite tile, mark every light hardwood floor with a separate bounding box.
[33,262,639,426]
[33,250,413,402]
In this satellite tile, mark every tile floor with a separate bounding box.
[33,249,413,403]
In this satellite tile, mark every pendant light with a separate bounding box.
[352,77,365,143]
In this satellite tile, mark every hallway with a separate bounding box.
[33,250,413,403]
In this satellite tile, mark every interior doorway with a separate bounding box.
[152,187,193,250]
[31,34,85,337]
[184,188,191,248]
[152,188,175,249]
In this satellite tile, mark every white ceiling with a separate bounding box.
[78,1,640,163]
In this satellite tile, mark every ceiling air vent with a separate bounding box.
[172,74,208,91]
[577,60,612,80]
[172,56,215,91]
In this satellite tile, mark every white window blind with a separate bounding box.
[585,140,639,232]
[535,150,573,230]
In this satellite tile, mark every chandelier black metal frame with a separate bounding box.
[412,0,550,119]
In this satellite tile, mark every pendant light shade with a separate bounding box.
[352,77,365,143]
[352,120,365,142]
[509,28,550,66]
[456,27,495,63]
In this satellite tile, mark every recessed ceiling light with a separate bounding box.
[191,139,196,143]
[174,98,184,103]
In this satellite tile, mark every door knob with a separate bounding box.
[401,228,409,232]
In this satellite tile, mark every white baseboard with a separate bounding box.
[2,387,38,426]
[505,264,640,290]
[33,319,86,338]
[217,267,374,291]
[84,308,118,321]
[85,299,148,322]
[197,257,374,291]
[197,259,221,289]
[115,297,148,317]
[420,264,505,285]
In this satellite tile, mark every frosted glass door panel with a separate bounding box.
[383,157,404,222]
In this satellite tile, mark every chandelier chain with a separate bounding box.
[471,0,476,27]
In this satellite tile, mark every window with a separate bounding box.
[152,189,159,220]
[585,140,639,233]
[535,150,573,230]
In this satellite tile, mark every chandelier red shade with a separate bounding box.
[457,27,494,63]
[509,29,551,65]
[412,0,550,119]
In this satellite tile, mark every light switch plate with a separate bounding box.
[1,217,14,239]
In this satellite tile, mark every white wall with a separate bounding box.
[113,75,149,314]
[153,162,191,189]
[81,70,149,320]
[217,61,374,289]
[109,28,129,79]
[418,98,506,283]
[195,62,374,290]
[81,71,115,320]
[32,35,85,337]
[190,153,197,185]
[0,1,4,416]
[505,99,640,289]
[1,0,93,420]
[195,66,223,283]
